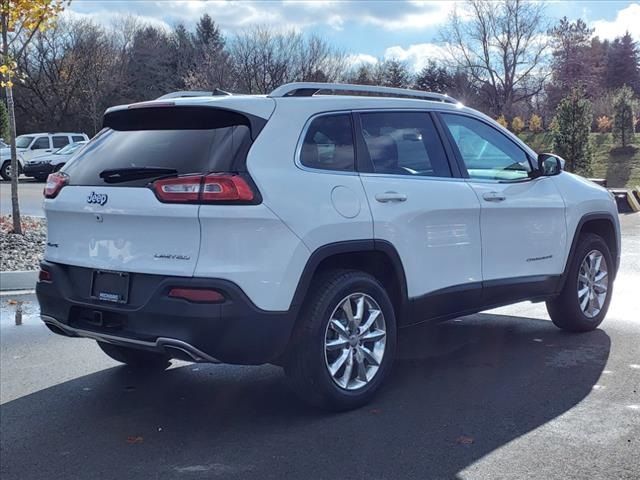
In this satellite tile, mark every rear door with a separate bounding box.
[356,111,482,318]
[45,106,262,277]
[438,113,567,283]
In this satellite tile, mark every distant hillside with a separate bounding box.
[518,133,640,189]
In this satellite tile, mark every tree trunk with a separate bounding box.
[6,85,21,233]
[1,10,21,234]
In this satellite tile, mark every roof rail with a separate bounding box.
[156,89,232,100]
[268,82,459,104]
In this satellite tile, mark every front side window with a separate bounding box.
[300,114,355,172]
[360,112,451,177]
[441,114,531,181]
[72,135,85,142]
[32,137,50,150]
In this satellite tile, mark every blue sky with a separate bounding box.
[67,1,640,70]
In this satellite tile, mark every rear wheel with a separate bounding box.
[97,342,170,370]
[546,233,614,332]
[285,270,396,411]
[35,174,48,182]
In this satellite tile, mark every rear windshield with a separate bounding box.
[64,107,259,187]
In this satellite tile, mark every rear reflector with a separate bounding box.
[39,269,51,282]
[168,288,225,303]
[44,172,69,199]
[153,174,255,203]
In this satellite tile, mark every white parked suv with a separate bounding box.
[0,132,88,180]
[37,83,620,410]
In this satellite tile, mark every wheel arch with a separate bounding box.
[561,212,619,290]
[289,240,409,324]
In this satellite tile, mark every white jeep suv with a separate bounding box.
[37,83,620,410]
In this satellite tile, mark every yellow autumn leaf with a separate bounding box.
[0,65,8,74]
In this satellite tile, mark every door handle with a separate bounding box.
[375,191,407,203]
[482,191,506,202]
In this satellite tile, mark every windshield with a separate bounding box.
[16,136,34,148]
[54,142,85,155]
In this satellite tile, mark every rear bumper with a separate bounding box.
[23,162,54,177]
[36,261,296,365]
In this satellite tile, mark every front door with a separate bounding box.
[438,113,567,287]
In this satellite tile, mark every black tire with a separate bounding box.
[97,342,170,370]
[34,175,48,182]
[1,160,11,181]
[53,163,64,172]
[546,233,614,332]
[284,270,397,411]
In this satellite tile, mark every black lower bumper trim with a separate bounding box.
[36,261,296,365]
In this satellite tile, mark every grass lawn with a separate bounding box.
[518,132,640,189]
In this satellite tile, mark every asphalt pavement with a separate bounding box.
[0,214,638,480]
[0,179,45,217]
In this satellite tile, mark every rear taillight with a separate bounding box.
[153,174,255,204]
[44,172,68,199]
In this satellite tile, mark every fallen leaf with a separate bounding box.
[7,300,17,305]
[370,408,382,415]
[456,435,474,445]
[126,436,144,444]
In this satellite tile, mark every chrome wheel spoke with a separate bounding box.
[594,271,608,283]
[359,309,380,334]
[578,286,589,299]
[359,345,380,366]
[354,296,365,327]
[356,353,368,382]
[329,319,350,339]
[338,349,354,388]
[329,349,350,376]
[326,338,349,351]
[361,329,386,343]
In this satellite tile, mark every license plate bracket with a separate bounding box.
[91,270,130,304]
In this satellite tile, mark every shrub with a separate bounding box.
[552,88,593,176]
[612,85,636,147]
[528,114,543,133]
[496,115,508,128]
[511,116,524,133]
[596,115,612,133]
[0,101,9,142]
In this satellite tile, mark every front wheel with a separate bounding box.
[285,270,397,411]
[546,233,614,332]
[97,342,170,370]
[1,160,13,181]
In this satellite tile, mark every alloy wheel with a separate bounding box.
[324,293,387,391]
[577,249,609,318]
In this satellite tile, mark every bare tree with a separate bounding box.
[441,0,549,116]
[230,26,345,94]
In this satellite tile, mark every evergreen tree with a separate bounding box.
[612,85,636,147]
[606,33,640,94]
[195,13,223,49]
[546,17,595,109]
[380,59,411,88]
[414,61,451,93]
[552,88,593,175]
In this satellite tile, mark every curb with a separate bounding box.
[0,270,38,291]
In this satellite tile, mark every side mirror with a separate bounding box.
[537,153,564,176]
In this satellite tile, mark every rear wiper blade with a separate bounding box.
[99,167,178,184]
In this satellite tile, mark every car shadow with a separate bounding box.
[0,313,610,480]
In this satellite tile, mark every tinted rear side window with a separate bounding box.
[64,107,256,186]
[300,114,355,172]
[52,136,70,148]
[72,135,85,142]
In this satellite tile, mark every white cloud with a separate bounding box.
[592,3,640,40]
[384,43,448,71]
[347,53,379,66]
[362,2,455,30]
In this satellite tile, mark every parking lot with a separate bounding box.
[0,179,45,217]
[0,215,638,480]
